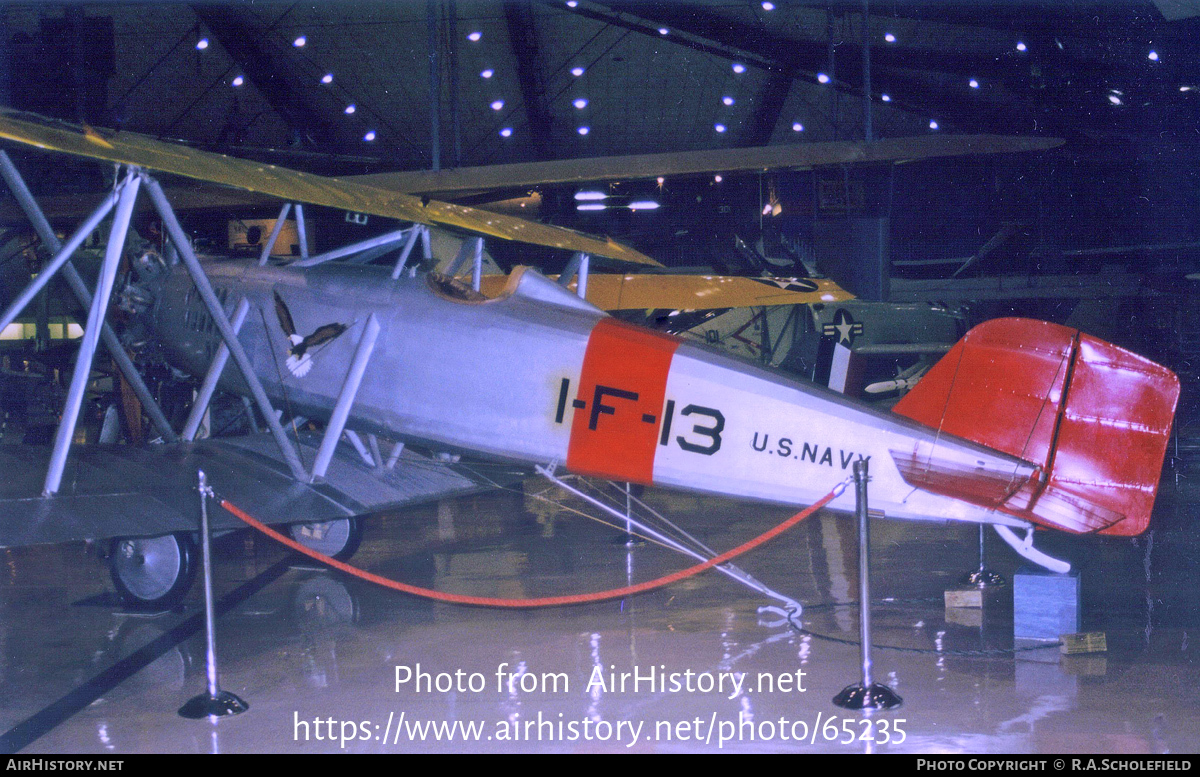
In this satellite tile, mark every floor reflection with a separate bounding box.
[0,475,1194,753]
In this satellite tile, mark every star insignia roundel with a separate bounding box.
[821,308,864,347]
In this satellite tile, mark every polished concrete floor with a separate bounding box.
[0,472,1196,754]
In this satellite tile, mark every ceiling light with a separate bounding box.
[969,78,979,88]
[1108,93,1123,105]
[364,131,376,142]
[884,32,896,43]
[500,127,513,137]
[196,38,209,51]
[929,119,939,129]
[567,0,578,6]
[792,122,804,132]
[344,104,356,114]
[232,75,244,87]
[658,27,669,35]
[1148,50,1159,61]
[480,69,494,79]
[293,36,306,47]
[577,203,606,211]
[762,1,775,9]
[714,123,726,133]
[1182,85,1195,92]
[714,175,723,183]
[321,73,334,84]
[577,126,589,135]
[571,66,585,77]
[574,191,607,201]
[468,31,482,42]
[732,63,746,74]
[722,96,734,106]
[817,73,830,84]
[573,97,588,109]
[490,100,504,111]
[629,201,660,210]
[656,176,664,185]
[881,93,891,102]
[1016,41,1026,52]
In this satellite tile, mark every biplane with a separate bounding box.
[0,109,1178,610]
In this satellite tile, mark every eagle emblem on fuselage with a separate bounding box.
[273,290,348,378]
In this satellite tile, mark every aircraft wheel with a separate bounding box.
[288,517,364,561]
[110,533,197,607]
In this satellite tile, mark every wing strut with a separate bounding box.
[558,252,591,300]
[294,226,415,269]
[0,178,123,335]
[181,297,251,441]
[43,171,141,495]
[294,203,309,261]
[311,313,381,481]
[343,430,378,468]
[144,175,309,482]
[0,151,177,444]
[385,440,406,469]
[390,225,429,279]
[446,237,485,291]
[258,203,292,266]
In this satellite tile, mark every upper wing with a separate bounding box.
[0,109,659,266]
[479,271,852,310]
[0,434,515,546]
[349,135,1066,198]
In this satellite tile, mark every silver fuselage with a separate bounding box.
[151,259,1032,526]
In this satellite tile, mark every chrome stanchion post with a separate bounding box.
[180,470,250,719]
[961,523,1005,588]
[833,459,902,710]
[623,482,636,547]
[612,482,643,547]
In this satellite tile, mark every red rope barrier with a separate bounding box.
[219,482,843,609]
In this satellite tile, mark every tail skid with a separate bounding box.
[993,525,1070,574]
[891,318,1179,537]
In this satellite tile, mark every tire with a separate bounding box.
[110,533,197,607]
[288,517,364,561]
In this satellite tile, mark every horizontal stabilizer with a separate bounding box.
[891,318,1179,535]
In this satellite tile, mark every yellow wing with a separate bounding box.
[0,109,659,267]
[479,272,852,310]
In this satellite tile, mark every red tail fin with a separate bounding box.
[891,319,1179,536]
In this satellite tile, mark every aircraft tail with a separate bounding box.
[890,318,1179,536]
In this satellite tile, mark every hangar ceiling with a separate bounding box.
[0,1,1197,298]
[3,1,1196,170]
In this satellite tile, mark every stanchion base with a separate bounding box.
[960,569,1006,588]
[179,690,250,719]
[832,682,903,711]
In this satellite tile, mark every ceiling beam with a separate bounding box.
[191,5,342,151]
[504,0,555,161]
